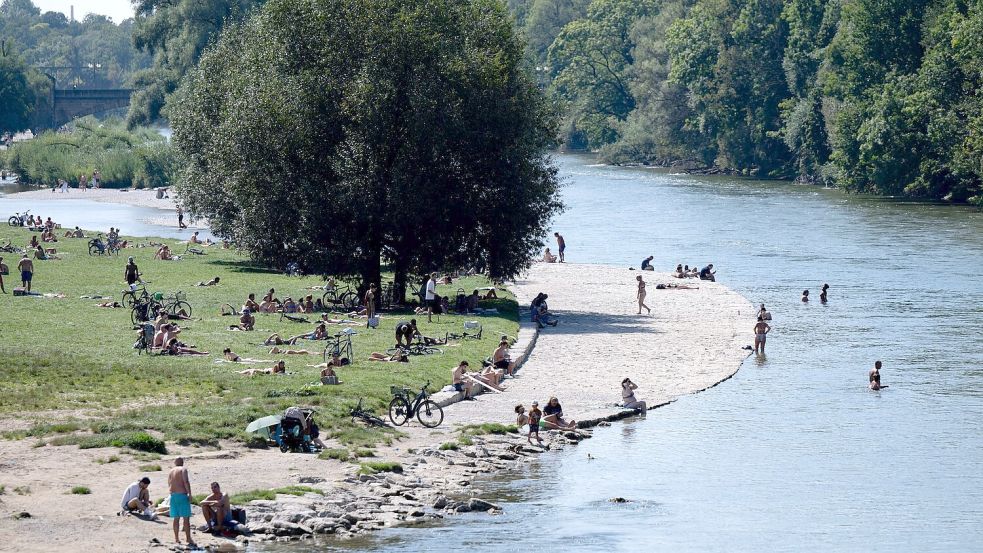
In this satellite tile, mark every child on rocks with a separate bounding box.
[527,402,544,446]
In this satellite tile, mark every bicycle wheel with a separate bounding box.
[388,397,410,426]
[416,400,444,428]
[170,301,192,317]
[341,291,360,311]
[8,216,19,227]
[421,346,442,355]
[122,291,135,307]
[88,244,100,256]
[131,305,144,325]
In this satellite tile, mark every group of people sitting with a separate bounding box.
[154,244,175,260]
[515,397,578,445]
[530,293,558,328]
[144,312,208,356]
[672,263,716,281]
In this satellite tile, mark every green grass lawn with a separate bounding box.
[0,225,517,449]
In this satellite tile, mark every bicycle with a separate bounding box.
[323,333,354,363]
[122,281,151,308]
[88,235,120,256]
[159,291,192,317]
[385,341,442,356]
[447,323,482,341]
[379,281,397,310]
[7,210,30,227]
[350,398,389,427]
[388,381,443,427]
[130,297,162,325]
[321,285,359,312]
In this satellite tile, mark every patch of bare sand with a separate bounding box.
[7,188,180,210]
[443,263,753,425]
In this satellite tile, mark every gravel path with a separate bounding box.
[445,263,753,425]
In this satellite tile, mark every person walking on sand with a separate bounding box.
[17,254,33,292]
[636,275,651,314]
[554,232,566,262]
[167,457,195,547]
[753,316,771,354]
[869,360,888,390]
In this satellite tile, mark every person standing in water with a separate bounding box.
[635,275,651,315]
[820,283,829,303]
[869,360,888,390]
[753,316,771,354]
[801,290,809,302]
[177,206,187,229]
[554,232,565,263]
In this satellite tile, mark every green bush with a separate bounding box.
[317,448,350,462]
[70,486,91,495]
[358,461,402,475]
[4,117,178,188]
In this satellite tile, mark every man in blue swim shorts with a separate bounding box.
[167,457,195,546]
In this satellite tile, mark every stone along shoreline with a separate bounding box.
[0,263,752,552]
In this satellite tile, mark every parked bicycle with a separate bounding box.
[446,322,482,341]
[121,281,151,308]
[7,210,30,227]
[388,381,443,427]
[385,341,442,356]
[379,281,397,310]
[159,291,192,317]
[88,235,120,256]
[350,398,389,427]
[323,333,354,363]
[130,297,162,325]
[321,285,359,312]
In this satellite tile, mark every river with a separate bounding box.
[260,154,983,552]
[5,154,982,551]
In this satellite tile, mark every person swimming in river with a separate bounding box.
[869,360,888,390]
[801,289,809,302]
[820,283,829,303]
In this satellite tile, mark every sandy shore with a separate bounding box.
[6,187,180,210]
[0,263,752,552]
[446,263,752,425]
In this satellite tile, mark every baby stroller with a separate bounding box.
[275,407,316,453]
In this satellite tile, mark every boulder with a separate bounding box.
[432,496,448,509]
[270,520,312,536]
[311,520,337,534]
[298,476,325,484]
[467,499,500,512]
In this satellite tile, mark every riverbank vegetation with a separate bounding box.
[0,225,518,453]
[523,0,983,204]
[2,116,178,188]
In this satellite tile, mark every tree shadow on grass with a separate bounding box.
[535,311,659,335]
[207,259,281,275]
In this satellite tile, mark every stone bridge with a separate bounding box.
[44,88,133,129]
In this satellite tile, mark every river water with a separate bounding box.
[258,154,983,552]
[6,155,982,550]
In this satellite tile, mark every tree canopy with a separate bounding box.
[170,0,562,293]
[530,0,983,204]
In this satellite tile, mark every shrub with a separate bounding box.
[71,486,91,495]
[439,442,459,451]
[358,461,402,475]
[318,448,350,462]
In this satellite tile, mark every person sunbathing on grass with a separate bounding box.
[230,309,254,331]
[96,301,123,308]
[239,360,286,375]
[320,364,342,385]
[164,338,208,356]
[195,277,220,287]
[259,288,279,313]
[223,348,241,362]
[368,351,409,363]
[268,346,313,355]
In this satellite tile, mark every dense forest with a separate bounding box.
[4,0,983,204]
[522,0,983,203]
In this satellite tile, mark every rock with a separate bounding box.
[488,509,503,515]
[446,459,455,465]
[270,520,313,536]
[316,508,343,519]
[462,450,477,458]
[467,499,500,512]
[311,520,337,534]
[497,453,519,461]
[564,431,582,441]
[298,476,325,484]
[609,497,630,503]
[14,512,31,519]
[358,474,375,482]
[342,513,361,524]
[401,493,417,501]
[148,537,163,547]
[432,496,448,509]
[454,502,472,513]
[477,447,490,457]
[246,523,273,535]
[410,510,425,517]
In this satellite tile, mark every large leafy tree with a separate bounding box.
[127,0,263,126]
[170,0,562,296]
[0,43,36,134]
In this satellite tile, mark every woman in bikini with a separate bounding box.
[636,275,651,315]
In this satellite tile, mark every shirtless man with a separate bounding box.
[167,458,194,546]
[869,360,888,390]
[200,482,234,533]
[237,309,254,331]
[554,232,565,262]
[636,275,651,315]
[452,361,475,398]
[17,254,34,292]
[753,316,771,354]
[758,304,772,320]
